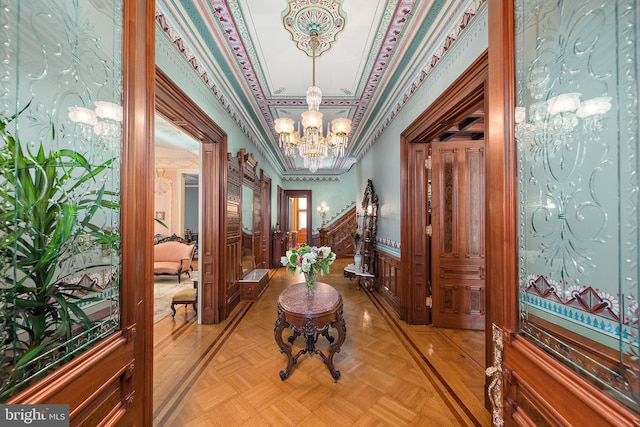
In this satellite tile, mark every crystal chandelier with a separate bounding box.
[274,30,352,173]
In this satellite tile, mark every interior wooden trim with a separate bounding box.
[486,0,517,334]
[201,138,228,323]
[155,67,228,324]
[375,252,403,319]
[155,67,224,143]
[128,2,156,423]
[312,207,356,257]
[505,335,639,426]
[404,51,488,142]
[400,50,488,326]
[260,170,272,270]
[283,190,313,246]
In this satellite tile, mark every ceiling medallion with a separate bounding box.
[281,0,347,56]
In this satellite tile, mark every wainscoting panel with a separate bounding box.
[376,252,404,319]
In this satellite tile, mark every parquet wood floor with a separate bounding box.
[153,258,491,426]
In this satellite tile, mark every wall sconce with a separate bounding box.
[317,202,329,226]
[515,92,612,149]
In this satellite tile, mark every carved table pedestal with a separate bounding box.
[274,282,346,381]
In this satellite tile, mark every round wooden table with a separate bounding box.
[274,282,346,381]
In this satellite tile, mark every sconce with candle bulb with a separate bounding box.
[68,101,123,150]
[317,202,329,227]
[515,93,612,150]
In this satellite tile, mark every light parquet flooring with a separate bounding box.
[153,259,491,426]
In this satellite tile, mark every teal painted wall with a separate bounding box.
[358,4,488,257]
[283,167,358,236]
[155,27,284,227]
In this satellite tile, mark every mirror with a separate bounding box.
[358,179,378,274]
[241,184,254,275]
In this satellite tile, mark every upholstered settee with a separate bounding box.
[154,240,196,283]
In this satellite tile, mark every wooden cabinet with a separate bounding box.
[239,269,269,301]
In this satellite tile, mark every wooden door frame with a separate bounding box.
[281,190,313,246]
[155,68,227,324]
[401,51,488,326]
[261,170,272,269]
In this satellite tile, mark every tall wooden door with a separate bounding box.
[431,139,485,330]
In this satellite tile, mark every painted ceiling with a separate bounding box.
[155,0,486,178]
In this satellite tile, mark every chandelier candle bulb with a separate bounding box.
[547,93,581,115]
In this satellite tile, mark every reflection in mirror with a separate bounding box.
[184,173,199,245]
[241,185,254,275]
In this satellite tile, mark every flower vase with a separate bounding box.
[304,270,317,295]
[354,253,362,271]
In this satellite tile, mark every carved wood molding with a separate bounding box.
[505,335,639,426]
[155,233,192,245]
[155,67,224,144]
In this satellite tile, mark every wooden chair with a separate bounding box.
[171,280,197,317]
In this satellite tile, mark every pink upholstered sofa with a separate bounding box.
[154,240,196,283]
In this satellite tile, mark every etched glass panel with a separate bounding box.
[515,0,639,409]
[0,0,122,399]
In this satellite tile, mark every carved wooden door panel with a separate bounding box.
[431,139,485,330]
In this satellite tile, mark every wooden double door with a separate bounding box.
[430,138,485,330]
[402,53,487,330]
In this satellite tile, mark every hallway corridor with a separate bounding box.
[153,259,490,426]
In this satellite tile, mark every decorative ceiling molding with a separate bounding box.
[209,0,415,170]
[155,11,286,178]
[346,0,415,144]
[357,0,487,160]
[157,0,485,177]
[281,0,347,57]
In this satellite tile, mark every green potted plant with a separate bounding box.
[0,105,119,398]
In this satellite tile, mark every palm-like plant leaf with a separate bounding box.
[0,106,120,394]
